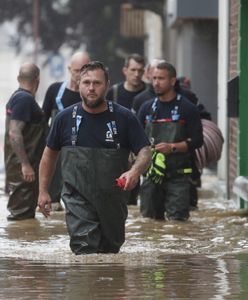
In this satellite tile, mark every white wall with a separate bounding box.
[172,20,218,123]
[144,10,163,61]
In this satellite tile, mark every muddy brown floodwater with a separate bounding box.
[0,172,248,299]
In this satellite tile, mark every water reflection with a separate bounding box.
[0,254,247,299]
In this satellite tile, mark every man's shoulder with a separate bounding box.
[60,101,81,114]
[180,94,198,109]
[140,98,155,111]
[6,90,37,120]
[112,101,135,118]
[113,82,124,88]
[109,82,124,94]
[10,89,34,104]
[178,88,198,105]
[134,86,154,101]
[112,101,130,112]
[53,102,79,120]
[106,82,123,101]
[47,81,64,92]
[179,94,200,118]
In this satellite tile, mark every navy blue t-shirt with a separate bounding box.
[42,82,82,122]
[6,88,44,123]
[47,102,150,155]
[138,96,203,150]
[106,82,146,110]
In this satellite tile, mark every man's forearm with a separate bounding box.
[9,121,30,165]
[10,134,30,164]
[131,146,151,176]
[39,147,59,192]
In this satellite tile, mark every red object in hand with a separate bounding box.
[116,178,126,189]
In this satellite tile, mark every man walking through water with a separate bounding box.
[38,61,151,254]
[5,62,47,221]
[42,51,90,211]
[138,61,203,221]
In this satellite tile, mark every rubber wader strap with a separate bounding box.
[70,101,120,149]
[112,83,118,102]
[71,104,82,146]
[106,101,121,149]
[55,81,67,111]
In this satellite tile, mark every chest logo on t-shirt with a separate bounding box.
[171,105,180,121]
[105,122,114,142]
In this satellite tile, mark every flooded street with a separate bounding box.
[0,172,248,299]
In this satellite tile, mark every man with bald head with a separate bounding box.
[42,51,90,210]
[4,62,47,221]
[43,51,90,124]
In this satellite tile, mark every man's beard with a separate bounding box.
[155,91,165,96]
[83,96,105,109]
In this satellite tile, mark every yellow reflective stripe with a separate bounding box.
[176,168,192,174]
[183,168,192,174]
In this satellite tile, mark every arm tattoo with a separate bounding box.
[9,120,29,165]
[132,146,152,176]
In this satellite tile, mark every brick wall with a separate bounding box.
[228,0,239,197]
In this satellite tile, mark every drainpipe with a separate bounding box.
[217,0,229,196]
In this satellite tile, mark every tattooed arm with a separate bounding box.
[119,146,152,191]
[131,146,151,176]
[9,120,35,182]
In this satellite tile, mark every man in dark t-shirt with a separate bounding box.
[134,63,210,210]
[4,62,47,221]
[43,51,90,124]
[138,61,203,221]
[106,53,146,205]
[106,53,146,110]
[43,82,82,123]
[42,51,90,210]
[38,61,151,254]
[133,58,165,115]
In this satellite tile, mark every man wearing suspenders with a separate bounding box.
[138,62,203,221]
[5,63,47,221]
[38,61,151,254]
[42,51,90,211]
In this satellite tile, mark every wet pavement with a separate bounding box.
[0,170,248,299]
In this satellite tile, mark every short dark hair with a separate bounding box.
[124,53,145,68]
[156,61,177,78]
[80,61,109,81]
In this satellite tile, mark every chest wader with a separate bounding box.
[140,97,192,221]
[4,117,47,220]
[61,103,129,255]
[49,81,67,203]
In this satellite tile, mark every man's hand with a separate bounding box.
[37,191,52,218]
[155,141,189,154]
[118,146,151,190]
[22,163,35,182]
[117,169,139,191]
[38,147,59,218]
[155,142,172,154]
